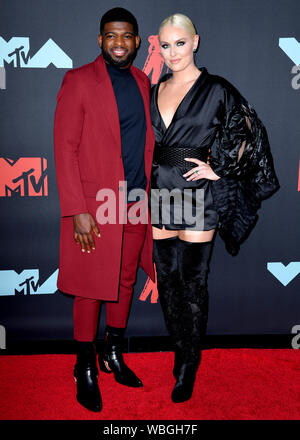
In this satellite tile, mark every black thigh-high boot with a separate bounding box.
[171,238,213,403]
[153,236,182,373]
[74,341,102,412]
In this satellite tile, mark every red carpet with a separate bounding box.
[0,349,299,420]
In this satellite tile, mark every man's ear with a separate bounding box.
[135,35,141,49]
[97,34,103,49]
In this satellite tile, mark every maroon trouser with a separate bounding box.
[73,202,147,342]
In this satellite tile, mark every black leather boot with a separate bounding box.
[153,236,182,377]
[173,346,183,379]
[171,239,213,403]
[171,360,200,403]
[73,341,102,412]
[98,325,143,387]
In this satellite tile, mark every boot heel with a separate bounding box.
[98,326,143,387]
[98,356,112,374]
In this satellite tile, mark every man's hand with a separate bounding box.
[73,213,101,253]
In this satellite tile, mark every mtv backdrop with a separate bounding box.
[0,0,299,343]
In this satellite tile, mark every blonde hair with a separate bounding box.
[159,13,197,38]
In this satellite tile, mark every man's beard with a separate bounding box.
[102,46,137,68]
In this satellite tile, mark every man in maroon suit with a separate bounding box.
[54,8,155,412]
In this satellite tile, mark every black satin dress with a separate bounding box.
[150,66,244,231]
[150,66,280,252]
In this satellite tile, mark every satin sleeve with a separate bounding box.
[210,83,279,201]
[209,86,253,179]
[209,83,280,255]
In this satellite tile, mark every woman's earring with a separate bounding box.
[193,48,197,53]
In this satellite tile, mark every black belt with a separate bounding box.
[153,144,209,167]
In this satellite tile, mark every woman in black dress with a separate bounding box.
[150,13,279,403]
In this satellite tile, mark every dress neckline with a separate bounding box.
[155,67,207,132]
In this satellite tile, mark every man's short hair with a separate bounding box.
[100,7,139,35]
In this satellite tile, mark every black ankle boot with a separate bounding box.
[98,326,143,388]
[73,341,102,412]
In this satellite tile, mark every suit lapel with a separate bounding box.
[93,54,154,182]
[93,54,121,147]
[130,67,150,125]
[130,67,155,192]
[130,67,154,148]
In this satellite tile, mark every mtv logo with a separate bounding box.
[0,157,48,197]
[279,37,300,65]
[0,37,72,68]
[139,272,158,303]
[267,262,300,286]
[143,35,167,84]
[0,269,58,296]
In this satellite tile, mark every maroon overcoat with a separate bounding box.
[54,54,156,300]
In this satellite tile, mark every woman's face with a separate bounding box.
[159,25,198,72]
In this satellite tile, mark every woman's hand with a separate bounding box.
[183,158,221,181]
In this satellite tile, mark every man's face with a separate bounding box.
[98,21,140,68]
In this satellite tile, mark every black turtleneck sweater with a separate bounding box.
[106,63,147,201]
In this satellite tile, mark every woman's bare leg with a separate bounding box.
[153,226,216,242]
[178,228,216,242]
